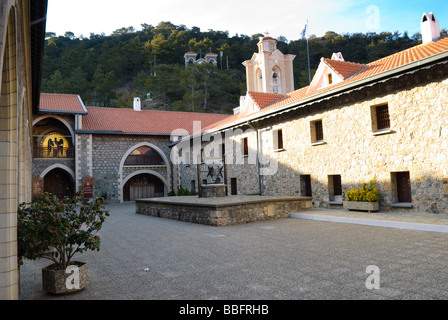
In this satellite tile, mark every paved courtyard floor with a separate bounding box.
[19,202,448,301]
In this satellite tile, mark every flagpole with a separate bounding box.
[306,19,311,84]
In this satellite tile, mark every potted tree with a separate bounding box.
[343,179,380,213]
[17,191,109,295]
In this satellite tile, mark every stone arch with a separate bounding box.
[123,169,168,189]
[119,142,171,202]
[122,169,168,188]
[40,163,75,182]
[33,114,75,143]
[40,165,75,199]
[121,170,168,201]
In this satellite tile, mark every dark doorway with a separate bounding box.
[123,173,165,201]
[328,174,342,201]
[230,178,237,195]
[395,171,412,203]
[300,175,312,197]
[43,168,74,199]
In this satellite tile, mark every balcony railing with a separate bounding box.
[33,146,74,159]
[124,154,165,166]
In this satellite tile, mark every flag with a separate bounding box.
[300,24,307,39]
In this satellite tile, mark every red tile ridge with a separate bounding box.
[323,58,367,79]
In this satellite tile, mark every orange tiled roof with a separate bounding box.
[248,91,286,109]
[81,107,231,135]
[39,93,87,114]
[323,58,367,79]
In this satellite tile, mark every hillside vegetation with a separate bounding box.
[42,21,446,114]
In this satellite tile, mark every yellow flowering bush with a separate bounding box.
[346,179,379,202]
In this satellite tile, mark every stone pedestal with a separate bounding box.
[136,195,313,226]
[200,184,226,198]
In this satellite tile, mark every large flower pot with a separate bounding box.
[343,201,379,213]
[42,261,89,294]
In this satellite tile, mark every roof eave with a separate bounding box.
[38,109,88,115]
[75,129,172,136]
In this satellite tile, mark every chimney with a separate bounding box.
[331,52,344,61]
[133,97,141,111]
[421,12,440,44]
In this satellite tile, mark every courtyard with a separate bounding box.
[19,202,448,301]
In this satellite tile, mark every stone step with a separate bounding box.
[290,212,448,234]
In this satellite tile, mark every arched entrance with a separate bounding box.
[119,142,171,202]
[43,168,74,199]
[123,173,165,201]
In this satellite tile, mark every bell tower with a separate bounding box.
[184,51,197,67]
[242,36,295,94]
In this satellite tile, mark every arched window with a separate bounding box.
[36,131,73,158]
[124,146,165,166]
[272,67,282,93]
[256,68,263,92]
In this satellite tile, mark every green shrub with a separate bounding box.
[176,184,190,196]
[346,179,379,202]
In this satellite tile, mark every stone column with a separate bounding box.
[0,3,18,299]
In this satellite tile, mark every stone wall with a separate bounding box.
[78,134,173,202]
[136,196,312,226]
[75,133,92,192]
[32,159,75,180]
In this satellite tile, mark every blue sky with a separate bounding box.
[46,0,448,41]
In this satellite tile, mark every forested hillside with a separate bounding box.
[42,21,446,114]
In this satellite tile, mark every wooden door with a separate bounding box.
[44,168,73,199]
[396,172,412,202]
[130,184,155,200]
[300,175,312,197]
[230,178,237,195]
[124,174,165,201]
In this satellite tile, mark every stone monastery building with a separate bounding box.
[32,95,228,202]
[34,12,448,214]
